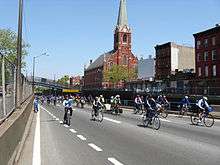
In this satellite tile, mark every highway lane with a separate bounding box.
[36,104,220,165]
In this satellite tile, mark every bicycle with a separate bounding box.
[64,107,72,126]
[190,107,215,127]
[142,109,161,130]
[91,106,104,122]
[157,104,169,118]
[178,105,190,117]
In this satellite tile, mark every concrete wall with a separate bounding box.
[0,96,33,165]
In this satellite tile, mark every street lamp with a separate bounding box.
[32,52,49,91]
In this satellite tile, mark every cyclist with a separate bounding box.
[92,97,100,117]
[180,96,190,109]
[144,95,157,124]
[134,95,143,114]
[112,95,121,114]
[196,96,211,123]
[63,96,73,124]
[34,96,39,113]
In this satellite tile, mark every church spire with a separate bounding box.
[117,0,128,27]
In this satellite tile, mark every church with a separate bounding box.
[84,0,137,89]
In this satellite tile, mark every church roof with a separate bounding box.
[117,0,128,27]
[85,50,115,71]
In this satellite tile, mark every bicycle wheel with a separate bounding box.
[203,114,214,127]
[190,114,198,125]
[152,116,160,130]
[98,110,104,122]
[67,113,71,126]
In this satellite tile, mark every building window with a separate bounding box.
[204,39,208,48]
[204,51,208,61]
[197,41,201,49]
[205,66,209,77]
[213,65,216,76]
[123,34,127,43]
[198,67,201,77]
[212,37,216,46]
[212,50,217,60]
[197,53,200,62]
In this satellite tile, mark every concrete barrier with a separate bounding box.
[0,96,34,165]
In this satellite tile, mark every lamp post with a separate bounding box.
[32,53,49,92]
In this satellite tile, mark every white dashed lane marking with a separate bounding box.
[108,157,124,165]
[69,129,77,133]
[88,143,103,152]
[77,135,87,141]
[104,117,121,124]
[64,124,70,128]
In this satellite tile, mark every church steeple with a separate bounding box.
[114,0,131,51]
[117,0,128,28]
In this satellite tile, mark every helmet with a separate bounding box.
[116,95,120,98]
[100,95,103,98]
[203,96,208,101]
[111,96,114,99]
[185,96,189,99]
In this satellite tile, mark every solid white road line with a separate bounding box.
[32,108,41,165]
[77,135,87,141]
[88,143,103,152]
[108,157,124,165]
[69,129,77,133]
[104,117,121,124]
[160,118,171,123]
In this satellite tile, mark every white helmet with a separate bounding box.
[203,96,208,101]
[185,96,189,99]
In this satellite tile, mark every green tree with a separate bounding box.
[104,65,137,87]
[0,28,29,66]
[57,75,70,85]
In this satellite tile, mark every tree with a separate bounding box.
[0,29,29,66]
[104,65,137,87]
[57,75,70,85]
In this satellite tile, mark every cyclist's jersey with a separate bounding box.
[196,99,210,110]
[63,100,71,108]
[146,98,157,110]
[181,98,190,106]
[135,97,143,104]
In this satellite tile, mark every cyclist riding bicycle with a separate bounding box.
[63,96,73,124]
[93,97,102,117]
[196,96,211,123]
[144,95,157,124]
[134,95,143,114]
[180,96,190,109]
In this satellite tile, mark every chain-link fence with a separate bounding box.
[0,55,32,121]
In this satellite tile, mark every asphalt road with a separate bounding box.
[21,103,220,165]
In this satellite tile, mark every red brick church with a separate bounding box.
[84,0,137,89]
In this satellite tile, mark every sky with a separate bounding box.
[0,0,220,79]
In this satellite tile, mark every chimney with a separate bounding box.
[90,59,93,64]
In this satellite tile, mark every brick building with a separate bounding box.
[84,0,137,89]
[155,42,195,80]
[190,24,220,95]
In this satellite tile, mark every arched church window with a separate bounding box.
[123,34,127,43]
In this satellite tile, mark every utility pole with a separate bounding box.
[16,0,23,108]
[32,57,35,92]
[1,54,6,116]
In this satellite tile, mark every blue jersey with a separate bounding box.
[181,98,190,106]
